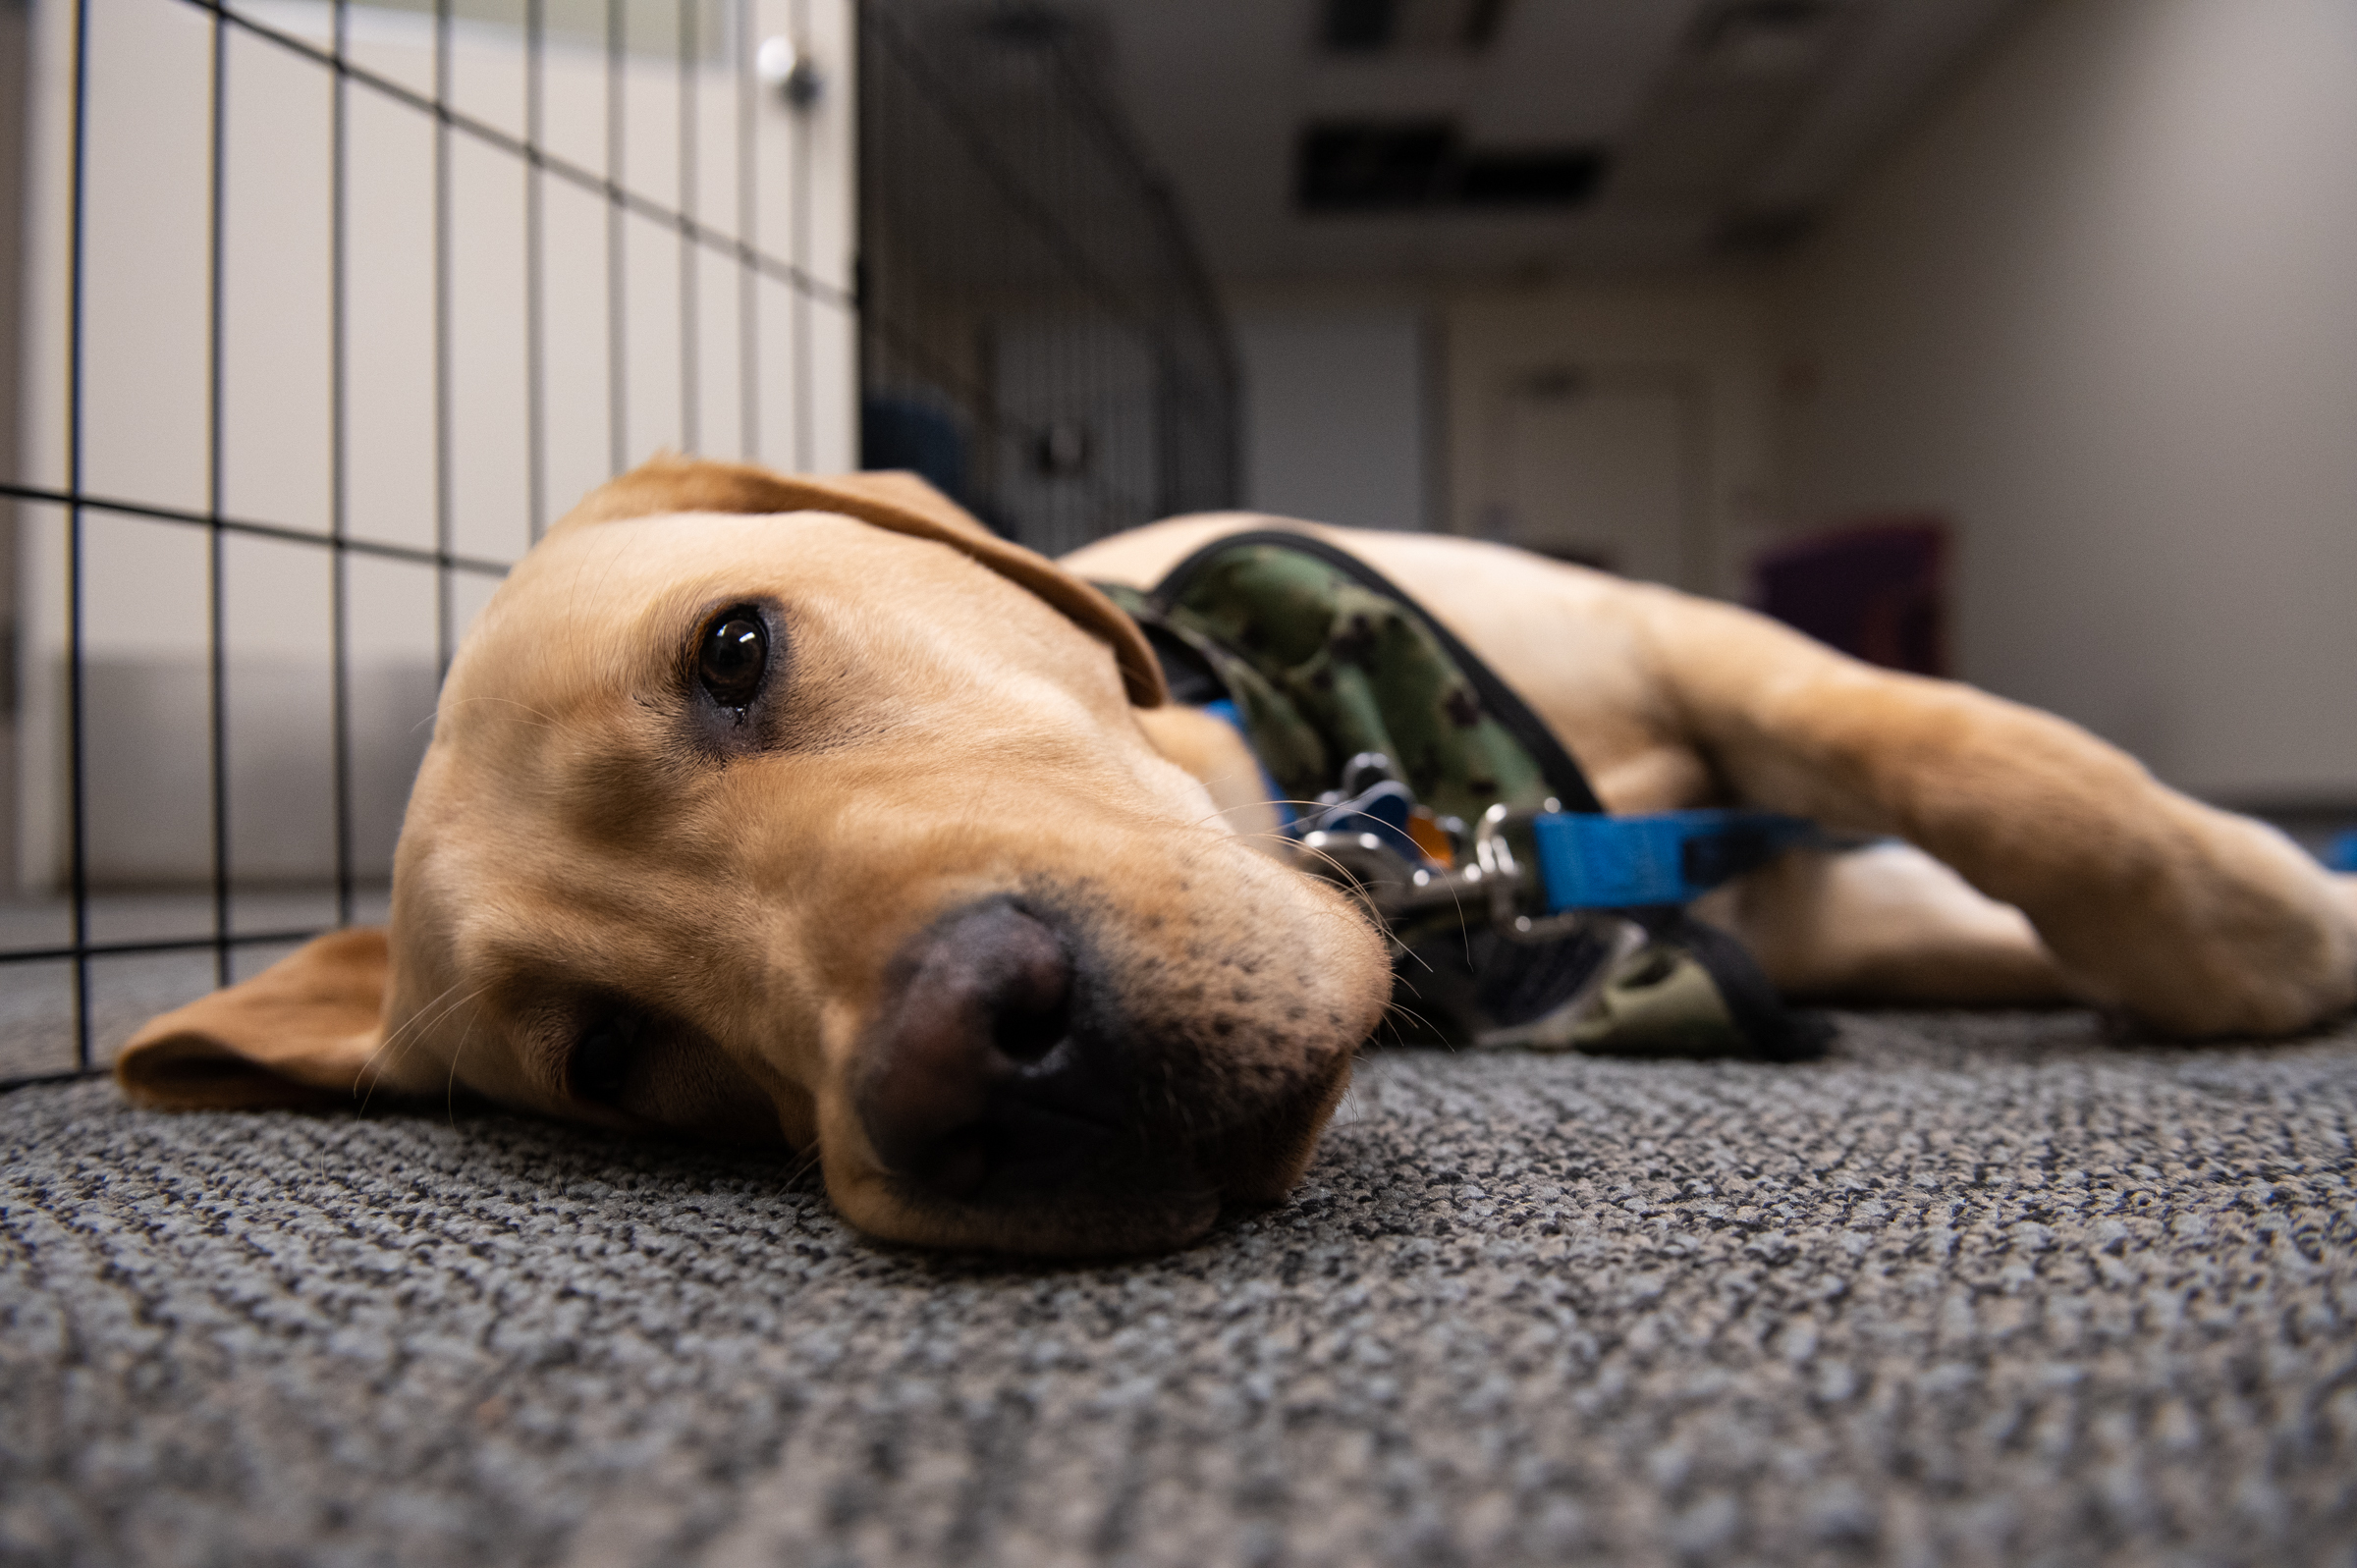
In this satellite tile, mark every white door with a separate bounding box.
[1482,365,1703,588]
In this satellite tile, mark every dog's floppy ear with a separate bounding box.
[554,456,1169,707]
[114,928,404,1110]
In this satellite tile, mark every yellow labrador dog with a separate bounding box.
[118,459,2357,1256]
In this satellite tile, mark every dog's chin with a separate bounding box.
[832,1053,1356,1259]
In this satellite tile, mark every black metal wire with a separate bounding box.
[0,4,700,1086]
[329,0,355,929]
[855,0,1238,552]
[679,0,699,455]
[180,1,852,314]
[524,0,547,540]
[607,0,627,476]
[736,0,757,461]
[4,0,841,1084]
[433,0,455,679]
[0,485,514,575]
[791,0,812,469]
[5,928,347,965]
[4,1068,130,1094]
[206,5,232,988]
[63,0,91,1072]
[864,13,1194,374]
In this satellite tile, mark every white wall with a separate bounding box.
[1777,0,2357,803]
[1233,295,1433,531]
[13,0,857,887]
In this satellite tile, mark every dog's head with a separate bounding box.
[118,460,1391,1255]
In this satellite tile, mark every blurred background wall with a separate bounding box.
[1101,0,2357,809]
[1231,288,1435,533]
[1774,0,2357,805]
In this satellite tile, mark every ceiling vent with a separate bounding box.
[1297,121,1608,213]
[1318,0,1510,54]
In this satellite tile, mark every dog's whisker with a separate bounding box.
[783,1140,826,1192]
[377,979,479,1069]
[1220,828,1305,851]
[1204,802,1501,967]
[1375,965,1454,1046]
[1391,945,1437,975]
[356,978,461,1101]
[360,980,488,1114]
[1169,822,1408,945]
[1278,839,1402,942]
[445,1006,491,1125]
[363,995,469,1113]
[1383,999,1444,1044]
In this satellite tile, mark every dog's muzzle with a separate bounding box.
[854,896,1182,1205]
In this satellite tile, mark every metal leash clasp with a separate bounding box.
[1472,801,1594,944]
[1297,794,1598,946]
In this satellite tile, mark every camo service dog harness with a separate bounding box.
[1101,531,1830,1061]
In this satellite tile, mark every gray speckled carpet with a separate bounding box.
[5,1010,2357,1568]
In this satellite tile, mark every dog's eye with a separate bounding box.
[698,608,768,709]
[572,1014,640,1104]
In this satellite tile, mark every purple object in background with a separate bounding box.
[1750,518,1950,677]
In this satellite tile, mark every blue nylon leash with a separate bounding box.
[1528,810,1819,909]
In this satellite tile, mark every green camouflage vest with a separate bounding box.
[1101,535,1823,1061]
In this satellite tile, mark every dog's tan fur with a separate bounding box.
[119,460,2357,1255]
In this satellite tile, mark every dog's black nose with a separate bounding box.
[857,897,1133,1201]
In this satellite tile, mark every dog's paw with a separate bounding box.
[2046,807,2357,1038]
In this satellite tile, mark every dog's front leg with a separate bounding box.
[1639,590,2357,1036]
